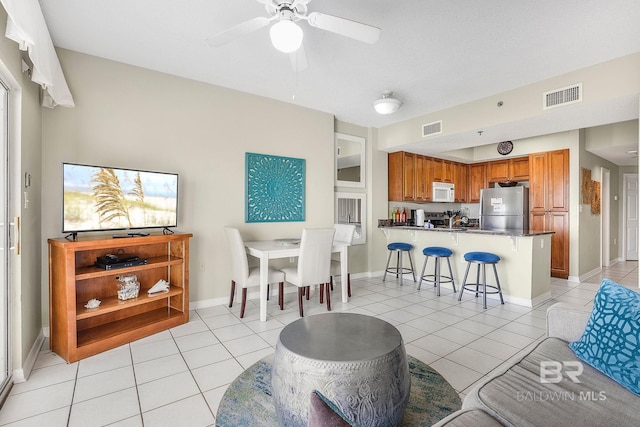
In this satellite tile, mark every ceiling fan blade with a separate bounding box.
[206,16,271,47]
[306,12,380,44]
[289,45,309,72]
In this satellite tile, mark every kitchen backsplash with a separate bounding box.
[387,202,480,220]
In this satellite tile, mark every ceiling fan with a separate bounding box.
[206,0,381,69]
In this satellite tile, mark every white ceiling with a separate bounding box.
[39,0,640,164]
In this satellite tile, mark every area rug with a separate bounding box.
[216,354,461,427]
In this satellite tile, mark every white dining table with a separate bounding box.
[244,240,349,322]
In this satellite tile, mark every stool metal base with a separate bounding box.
[418,256,456,296]
[383,249,416,285]
[457,261,504,309]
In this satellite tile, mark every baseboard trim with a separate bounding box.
[459,289,551,308]
[190,271,556,310]
[578,267,602,283]
[12,329,46,383]
[191,286,302,311]
[506,291,552,308]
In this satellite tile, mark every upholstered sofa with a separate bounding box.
[435,281,640,426]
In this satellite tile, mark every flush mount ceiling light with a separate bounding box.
[373,90,402,115]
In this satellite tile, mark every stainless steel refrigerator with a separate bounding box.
[479,187,529,231]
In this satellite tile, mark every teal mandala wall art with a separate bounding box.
[245,153,306,223]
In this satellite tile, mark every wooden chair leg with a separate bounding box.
[306,286,310,300]
[240,288,247,318]
[298,287,304,317]
[330,276,334,291]
[347,273,351,297]
[229,280,235,307]
[267,284,270,301]
[279,282,284,310]
[320,284,324,304]
[325,283,331,311]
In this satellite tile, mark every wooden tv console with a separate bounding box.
[48,232,192,362]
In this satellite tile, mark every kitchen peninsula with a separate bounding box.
[379,226,554,307]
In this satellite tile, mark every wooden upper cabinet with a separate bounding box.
[548,150,569,211]
[487,160,510,182]
[442,160,453,183]
[528,149,570,279]
[528,152,547,213]
[414,155,428,201]
[388,151,423,201]
[468,163,487,203]
[454,163,468,202]
[528,149,568,212]
[423,157,433,201]
[432,159,453,182]
[402,152,416,201]
[487,157,529,182]
[432,158,443,182]
[388,152,404,201]
[431,158,453,183]
[510,157,530,181]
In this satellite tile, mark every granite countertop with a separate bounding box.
[379,225,554,237]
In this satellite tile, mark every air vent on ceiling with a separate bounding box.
[543,83,582,110]
[422,120,443,138]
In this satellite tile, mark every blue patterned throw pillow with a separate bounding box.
[569,279,640,396]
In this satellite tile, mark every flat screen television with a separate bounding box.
[63,162,178,236]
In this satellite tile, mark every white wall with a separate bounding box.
[41,49,335,320]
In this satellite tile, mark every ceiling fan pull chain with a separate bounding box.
[292,56,298,100]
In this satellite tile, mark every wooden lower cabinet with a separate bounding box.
[48,233,192,362]
[549,212,570,279]
[531,212,569,278]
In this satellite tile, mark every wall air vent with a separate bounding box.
[422,120,443,138]
[543,83,582,110]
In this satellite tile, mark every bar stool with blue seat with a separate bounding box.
[458,251,504,309]
[417,246,456,296]
[383,242,416,285]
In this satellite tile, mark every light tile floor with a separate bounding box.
[0,261,637,426]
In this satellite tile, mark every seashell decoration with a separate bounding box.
[84,298,101,309]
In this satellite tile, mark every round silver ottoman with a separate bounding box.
[271,313,410,427]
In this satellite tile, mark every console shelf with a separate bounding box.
[76,285,184,320]
[76,308,184,349]
[75,255,184,280]
[49,233,192,362]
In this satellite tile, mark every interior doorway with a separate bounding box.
[601,168,611,267]
[623,174,639,261]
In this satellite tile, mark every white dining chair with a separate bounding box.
[280,228,335,317]
[330,223,356,297]
[224,226,285,318]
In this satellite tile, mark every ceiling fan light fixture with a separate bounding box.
[270,20,304,53]
[373,90,402,115]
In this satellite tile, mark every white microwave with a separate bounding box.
[432,182,455,202]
